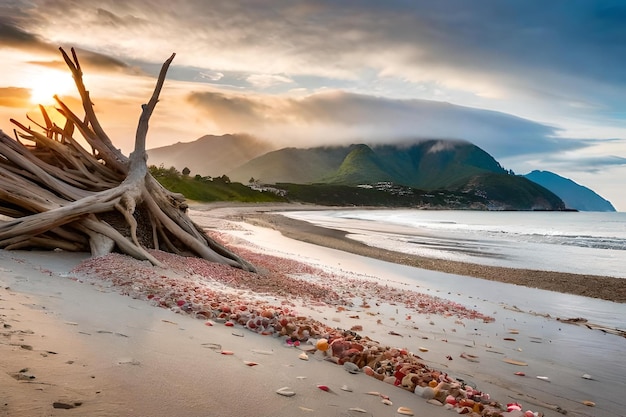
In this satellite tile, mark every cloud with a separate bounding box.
[0,17,139,76]
[199,71,224,82]
[246,74,293,89]
[8,0,622,131]
[540,154,626,174]
[0,20,55,53]
[187,91,271,129]
[27,49,135,74]
[187,89,587,158]
[0,87,30,107]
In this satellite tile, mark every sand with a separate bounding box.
[1,203,623,417]
[2,251,455,417]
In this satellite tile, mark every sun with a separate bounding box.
[28,69,75,105]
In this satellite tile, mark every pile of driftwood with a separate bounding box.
[0,48,254,271]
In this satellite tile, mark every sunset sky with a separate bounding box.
[1,1,624,210]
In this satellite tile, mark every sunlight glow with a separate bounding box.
[28,70,75,105]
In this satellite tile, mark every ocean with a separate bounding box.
[281,209,626,279]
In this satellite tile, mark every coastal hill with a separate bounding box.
[148,135,566,210]
[228,141,565,210]
[147,134,273,177]
[230,140,506,189]
[523,170,616,212]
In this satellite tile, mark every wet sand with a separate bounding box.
[241,211,626,303]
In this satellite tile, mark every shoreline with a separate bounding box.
[240,211,625,303]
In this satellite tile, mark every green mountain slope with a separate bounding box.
[324,144,395,184]
[230,146,353,184]
[230,140,506,190]
[457,173,566,210]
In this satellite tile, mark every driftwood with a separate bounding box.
[0,47,255,271]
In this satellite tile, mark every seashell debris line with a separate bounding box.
[68,234,548,417]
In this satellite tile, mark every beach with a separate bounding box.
[238,209,625,303]
[1,203,624,417]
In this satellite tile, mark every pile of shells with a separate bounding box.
[70,239,529,416]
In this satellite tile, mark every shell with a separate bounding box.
[243,361,258,366]
[276,387,295,397]
[340,384,353,392]
[317,384,330,392]
[582,400,596,407]
[381,398,393,405]
[348,408,367,413]
[298,352,309,361]
[397,407,414,416]
[251,349,273,355]
[316,338,329,351]
[220,350,234,355]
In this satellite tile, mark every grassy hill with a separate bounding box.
[149,166,286,203]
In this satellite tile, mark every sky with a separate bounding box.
[0,1,625,210]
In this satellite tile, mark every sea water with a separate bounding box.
[282,210,626,279]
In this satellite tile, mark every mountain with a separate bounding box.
[229,140,506,188]
[148,136,569,210]
[227,145,350,184]
[229,140,565,210]
[147,134,273,177]
[523,170,616,212]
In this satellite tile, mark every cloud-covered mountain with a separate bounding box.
[523,170,616,212]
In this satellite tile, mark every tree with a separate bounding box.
[0,48,255,271]
[182,167,190,176]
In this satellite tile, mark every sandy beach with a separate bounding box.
[237,209,625,303]
[1,203,623,417]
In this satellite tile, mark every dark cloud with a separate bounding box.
[0,20,55,53]
[0,18,137,76]
[187,89,587,158]
[28,50,132,73]
[0,87,30,107]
